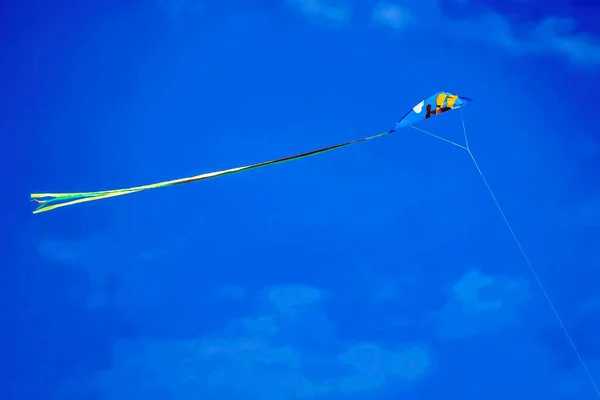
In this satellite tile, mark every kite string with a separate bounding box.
[413,111,600,396]
[409,125,467,150]
[459,113,600,397]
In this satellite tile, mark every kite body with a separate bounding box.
[391,91,471,132]
[31,91,471,214]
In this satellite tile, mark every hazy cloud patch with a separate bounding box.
[433,269,533,339]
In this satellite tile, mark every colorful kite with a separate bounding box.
[30,91,471,214]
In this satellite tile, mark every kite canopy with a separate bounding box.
[391,91,472,132]
[31,90,471,214]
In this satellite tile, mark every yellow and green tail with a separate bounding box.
[31,189,143,214]
[30,131,389,214]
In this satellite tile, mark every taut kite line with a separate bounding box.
[31,91,470,214]
[30,90,600,395]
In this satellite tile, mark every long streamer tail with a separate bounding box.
[31,131,389,214]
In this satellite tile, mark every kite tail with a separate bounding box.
[31,189,141,214]
[30,131,390,214]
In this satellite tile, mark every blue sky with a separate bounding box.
[2,0,600,399]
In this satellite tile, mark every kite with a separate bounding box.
[30,91,471,214]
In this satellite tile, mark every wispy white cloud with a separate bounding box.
[433,269,532,339]
[371,2,412,30]
[337,342,431,392]
[267,284,324,313]
[370,1,600,66]
[454,13,600,66]
[532,17,600,65]
[286,0,350,25]
[62,284,432,398]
